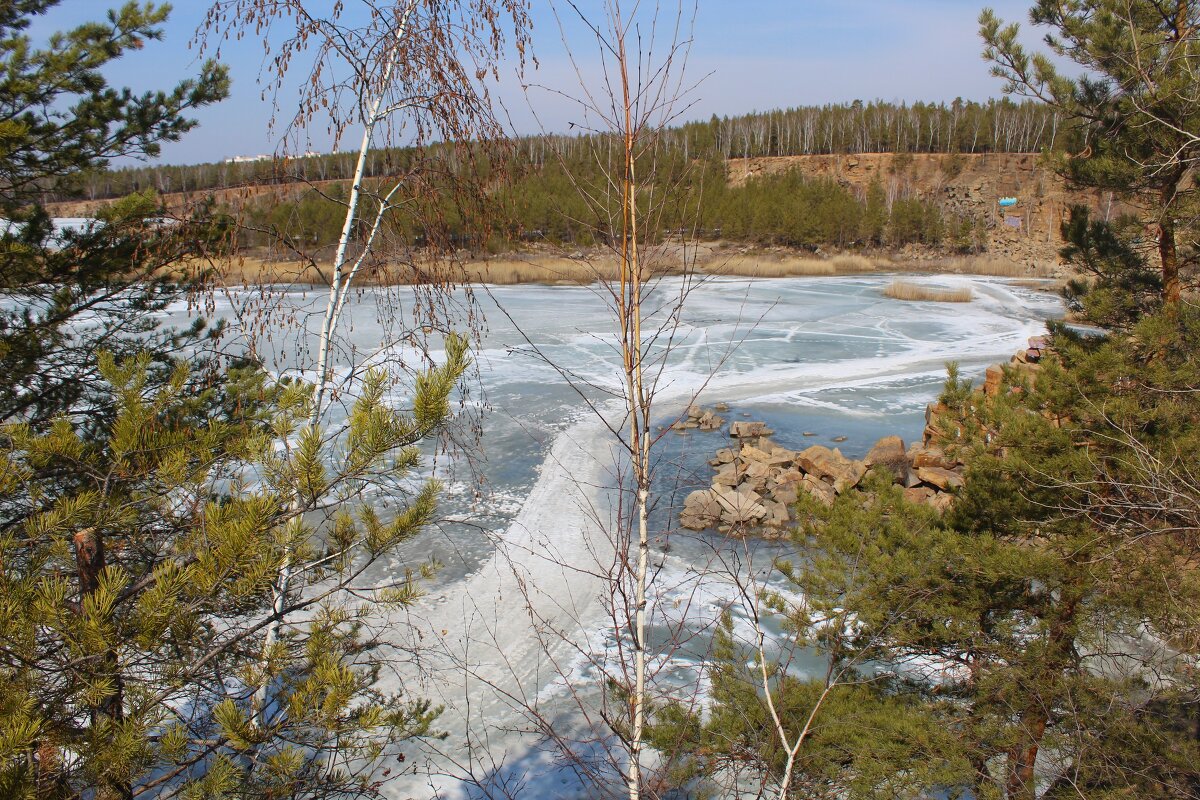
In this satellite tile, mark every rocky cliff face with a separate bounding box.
[728,152,1134,270]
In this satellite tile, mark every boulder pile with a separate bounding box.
[984,336,1046,397]
[680,424,966,534]
[671,404,726,432]
[679,336,1053,536]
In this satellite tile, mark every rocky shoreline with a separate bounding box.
[678,336,1050,536]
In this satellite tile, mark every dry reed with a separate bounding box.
[829,254,876,272]
[883,280,973,302]
[198,250,888,287]
[464,259,622,284]
[705,253,879,278]
[942,256,1054,278]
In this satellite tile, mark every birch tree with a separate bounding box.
[201,0,530,734]
[475,3,713,797]
[0,3,481,797]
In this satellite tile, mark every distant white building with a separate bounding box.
[223,152,322,163]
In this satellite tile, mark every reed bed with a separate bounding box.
[829,254,877,273]
[196,255,625,287]
[210,256,326,285]
[883,280,973,302]
[198,250,892,287]
[462,258,629,284]
[706,253,878,277]
[717,257,834,277]
[942,256,1054,278]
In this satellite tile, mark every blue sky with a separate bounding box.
[33,0,1045,166]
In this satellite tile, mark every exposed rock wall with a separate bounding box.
[727,152,1134,270]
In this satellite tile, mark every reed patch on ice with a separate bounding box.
[883,280,973,302]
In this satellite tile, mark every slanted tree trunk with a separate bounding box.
[253,2,417,722]
[73,526,130,800]
[73,527,124,725]
[1005,713,1047,800]
[1159,188,1182,307]
[1005,594,1079,800]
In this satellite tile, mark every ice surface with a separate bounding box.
[159,274,1063,797]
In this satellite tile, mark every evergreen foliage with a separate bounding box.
[0,0,230,433]
[656,8,1200,785]
[1058,204,1163,328]
[680,312,1200,798]
[981,0,1200,304]
[0,4,470,797]
[238,159,970,255]
[648,475,977,798]
[0,347,468,797]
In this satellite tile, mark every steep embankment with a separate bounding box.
[47,179,343,218]
[50,152,1129,275]
[728,152,1132,269]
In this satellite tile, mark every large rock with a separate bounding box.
[834,462,868,493]
[903,486,935,505]
[730,420,774,438]
[712,483,767,524]
[916,466,965,491]
[801,475,836,507]
[761,499,790,528]
[770,483,799,506]
[773,469,804,488]
[768,446,797,463]
[795,445,834,475]
[709,447,736,466]
[864,435,905,466]
[863,435,907,482]
[796,446,867,493]
[698,411,725,431]
[909,445,956,470]
[735,482,763,501]
[680,489,722,530]
[984,364,1004,396]
[713,462,741,487]
[740,444,795,467]
[904,467,924,489]
[1027,335,1048,361]
[739,444,772,463]
[742,460,771,491]
[928,492,955,513]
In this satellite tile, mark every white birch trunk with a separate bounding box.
[254,1,417,722]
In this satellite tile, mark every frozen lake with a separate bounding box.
[180,272,1064,797]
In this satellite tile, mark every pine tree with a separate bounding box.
[682,311,1200,799]
[0,347,468,798]
[0,4,471,797]
[1058,204,1163,328]
[860,178,887,247]
[981,1,1200,305]
[0,1,230,433]
[789,317,1200,800]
